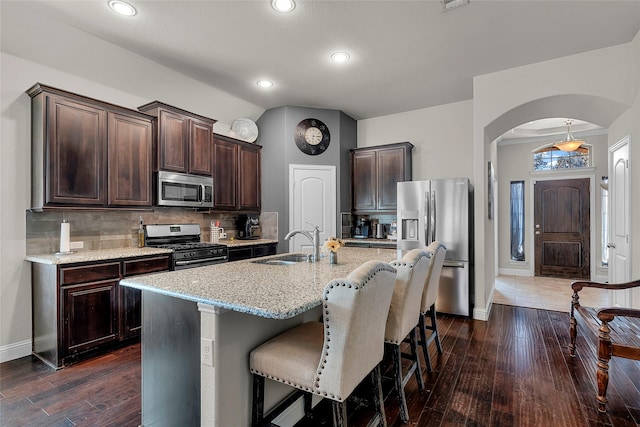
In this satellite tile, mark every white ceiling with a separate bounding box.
[2,0,639,132]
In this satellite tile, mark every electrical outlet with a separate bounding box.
[201,338,213,367]
[69,241,83,249]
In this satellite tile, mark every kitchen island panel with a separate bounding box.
[142,291,201,427]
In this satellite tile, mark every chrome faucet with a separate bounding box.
[284,225,320,262]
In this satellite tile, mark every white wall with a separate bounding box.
[608,30,640,307]
[357,100,474,181]
[356,39,639,322]
[473,35,639,320]
[0,16,264,360]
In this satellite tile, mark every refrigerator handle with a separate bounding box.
[431,190,437,243]
[424,191,430,246]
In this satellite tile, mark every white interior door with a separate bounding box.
[609,136,631,306]
[289,165,336,254]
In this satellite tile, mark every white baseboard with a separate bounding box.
[498,268,532,277]
[272,394,322,426]
[272,396,304,427]
[473,305,491,321]
[0,340,31,363]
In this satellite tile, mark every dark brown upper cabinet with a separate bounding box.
[351,142,413,213]
[28,84,154,210]
[108,112,153,206]
[212,133,261,212]
[137,101,216,176]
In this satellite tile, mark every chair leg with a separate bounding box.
[597,321,612,412]
[429,303,443,354]
[252,374,265,427]
[332,400,348,427]
[409,328,425,391]
[370,364,388,427]
[418,313,433,373]
[390,344,409,423]
[303,393,313,419]
[569,315,578,357]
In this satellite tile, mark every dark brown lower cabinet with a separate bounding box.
[228,243,277,262]
[120,286,142,340]
[32,254,170,369]
[63,281,119,357]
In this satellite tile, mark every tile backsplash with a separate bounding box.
[26,209,278,255]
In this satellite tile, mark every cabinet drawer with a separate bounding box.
[123,256,170,277]
[60,262,121,285]
[228,247,253,262]
[253,244,277,258]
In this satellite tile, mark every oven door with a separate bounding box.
[172,247,228,270]
[157,171,213,208]
[173,256,228,270]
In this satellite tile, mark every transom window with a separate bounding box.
[533,146,590,171]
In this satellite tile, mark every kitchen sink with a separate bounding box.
[252,253,310,265]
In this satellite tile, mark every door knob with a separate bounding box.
[607,243,616,248]
[535,224,540,229]
[535,231,540,235]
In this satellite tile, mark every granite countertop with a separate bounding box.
[25,247,174,265]
[222,238,278,247]
[24,240,277,264]
[342,238,397,247]
[120,247,399,320]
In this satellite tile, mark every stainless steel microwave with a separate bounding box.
[157,171,213,208]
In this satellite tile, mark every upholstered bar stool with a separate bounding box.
[249,260,397,427]
[418,241,447,372]
[384,248,431,423]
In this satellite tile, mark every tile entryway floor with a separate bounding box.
[494,275,610,312]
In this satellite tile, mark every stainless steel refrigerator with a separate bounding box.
[397,178,474,316]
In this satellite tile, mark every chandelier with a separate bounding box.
[553,120,585,152]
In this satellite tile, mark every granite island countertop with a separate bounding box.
[120,246,399,320]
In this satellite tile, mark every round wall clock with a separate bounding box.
[294,118,330,155]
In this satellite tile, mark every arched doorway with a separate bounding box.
[476,94,630,317]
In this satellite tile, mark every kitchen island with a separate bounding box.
[119,246,398,426]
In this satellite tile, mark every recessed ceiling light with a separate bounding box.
[257,80,274,88]
[440,0,469,12]
[331,52,350,63]
[109,0,136,16]
[271,0,295,13]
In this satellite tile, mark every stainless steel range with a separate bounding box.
[144,224,228,270]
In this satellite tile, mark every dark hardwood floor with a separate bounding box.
[0,344,141,427]
[2,304,640,426]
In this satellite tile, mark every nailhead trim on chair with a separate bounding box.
[317,263,396,402]
[251,263,397,403]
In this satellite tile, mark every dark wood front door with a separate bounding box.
[534,178,590,279]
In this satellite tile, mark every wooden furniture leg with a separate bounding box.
[391,345,409,422]
[332,401,347,427]
[597,320,612,412]
[370,365,388,427]
[569,290,579,357]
